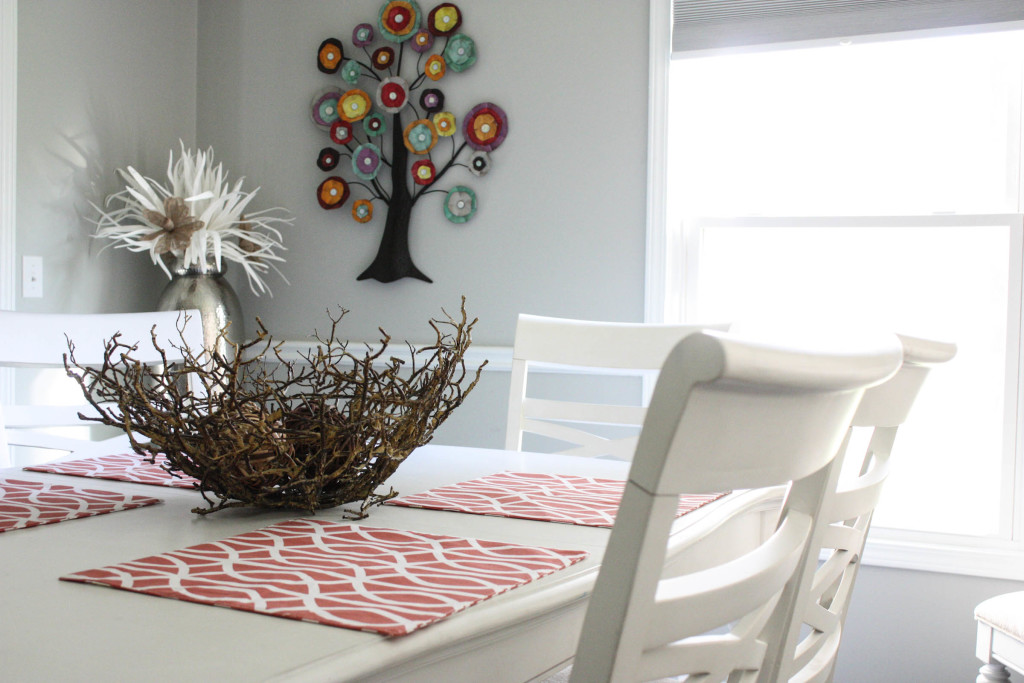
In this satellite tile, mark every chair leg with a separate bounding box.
[977,662,1011,683]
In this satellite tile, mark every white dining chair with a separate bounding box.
[0,309,202,467]
[505,314,728,459]
[758,333,956,683]
[567,328,902,683]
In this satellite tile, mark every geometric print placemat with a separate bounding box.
[61,519,589,636]
[386,471,728,528]
[25,452,198,489]
[0,478,161,533]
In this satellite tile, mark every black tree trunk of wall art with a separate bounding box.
[357,116,432,284]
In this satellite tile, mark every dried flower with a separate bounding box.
[92,142,292,295]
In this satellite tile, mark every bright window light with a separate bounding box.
[668,30,1024,538]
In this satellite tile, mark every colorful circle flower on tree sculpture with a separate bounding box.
[329,120,354,145]
[376,77,408,113]
[433,111,456,136]
[341,59,362,85]
[428,3,461,36]
[379,0,421,42]
[469,150,490,176]
[424,55,446,81]
[317,38,343,73]
[317,177,350,209]
[444,186,476,223]
[310,89,341,129]
[363,112,387,137]
[306,2,509,283]
[412,159,436,185]
[404,119,438,154]
[420,88,444,113]
[411,29,434,52]
[353,199,373,223]
[340,90,371,122]
[352,143,382,180]
[317,147,340,171]
[373,46,395,70]
[353,23,374,47]
[463,102,507,151]
[443,33,476,72]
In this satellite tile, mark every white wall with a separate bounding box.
[16,0,198,314]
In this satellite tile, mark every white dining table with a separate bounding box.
[1,440,781,683]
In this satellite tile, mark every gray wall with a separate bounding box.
[195,0,648,346]
[14,2,1023,681]
[16,0,198,314]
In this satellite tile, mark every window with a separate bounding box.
[655,23,1024,577]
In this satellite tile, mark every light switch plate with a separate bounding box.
[22,256,42,298]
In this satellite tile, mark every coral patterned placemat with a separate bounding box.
[0,478,161,533]
[386,472,728,528]
[25,453,198,489]
[61,519,588,636]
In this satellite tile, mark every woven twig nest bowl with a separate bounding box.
[66,300,485,515]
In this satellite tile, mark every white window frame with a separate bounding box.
[646,0,1024,579]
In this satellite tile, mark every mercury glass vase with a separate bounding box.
[156,259,244,357]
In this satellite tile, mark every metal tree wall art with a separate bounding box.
[310,2,508,283]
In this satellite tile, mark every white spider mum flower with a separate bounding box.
[92,142,292,296]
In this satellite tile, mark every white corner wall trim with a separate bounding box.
[1,0,16,313]
[1,0,17,408]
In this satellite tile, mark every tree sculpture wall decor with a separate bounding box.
[310,2,508,283]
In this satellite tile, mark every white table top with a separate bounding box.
[1,441,778,682]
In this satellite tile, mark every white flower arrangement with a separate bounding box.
[92,142,291,295]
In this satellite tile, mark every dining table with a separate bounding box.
[0,438,782,682]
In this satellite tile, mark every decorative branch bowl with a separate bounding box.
[66,300,485,516]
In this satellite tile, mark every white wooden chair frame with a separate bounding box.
[0,309,203,467]
[568,328,902,683]
[759,333,956,683]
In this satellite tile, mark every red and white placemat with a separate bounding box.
[25,452,197,489]
[61,518,588,636]
[0,478,161,533]
[386,471,728,527]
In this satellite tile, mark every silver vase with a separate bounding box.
[157,259,244,357]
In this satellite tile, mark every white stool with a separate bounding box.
[976,592,1024,682]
